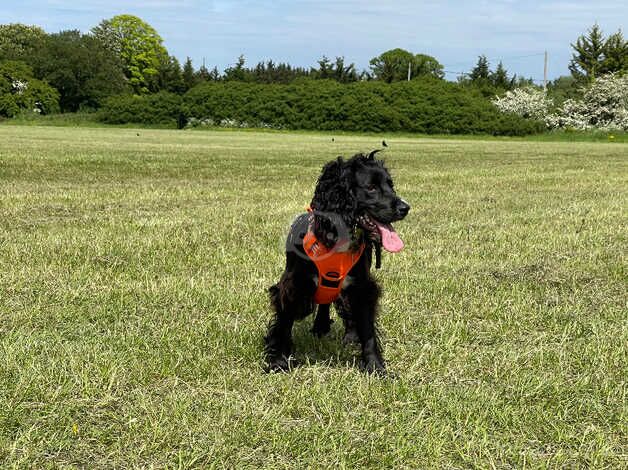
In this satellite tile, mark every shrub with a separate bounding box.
[0,60,60,117]
[492,74,628,131]
[182,78,542,135]
[492,87,552,120]
[546,73,628,130]
[99,91,182,125]
[0,93,19,117]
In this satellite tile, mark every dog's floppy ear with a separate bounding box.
[310,157,356,247]
[311,156,354,213]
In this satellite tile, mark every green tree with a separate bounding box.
[92,14,168,94]
[511,75,536,88]
[464,55,506,97]
[370,49,444,82]
[312,56,358,83]
[315,55,334,79]
[332,56,359,83]
[470,55,490,82]
[491,61,510,89]
[182,57,197,90]
[569,23,606,82]
[0,23,46,60]
[547,75,580,105]
[601,30,628,74]
[29,30,128,111]
[0,60,33,95]
[208,66,221,81]
[369,48,415,82]
[195,64,212,83]
[157,55,185,93]
[224,55,252,81]
[0,60,59,117]
[413,54,445,79]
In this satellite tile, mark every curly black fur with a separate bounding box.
[264,152,410,374]
[310,151,388,247]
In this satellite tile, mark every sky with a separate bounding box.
[2,1,626,82]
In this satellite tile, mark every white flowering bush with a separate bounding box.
[493,73,628,131]
[546,73,628,131]
[219,118,241,128]
[185,116,284,130]
[11,79,28,95]
[492,87,551,120]
[185,117,216,128]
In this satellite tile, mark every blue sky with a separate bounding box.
[2,1,626,81]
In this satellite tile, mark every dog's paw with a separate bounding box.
[361,356,386,375]
[311,319,333,337]
[264,356,297,373]
[342,329,360,345]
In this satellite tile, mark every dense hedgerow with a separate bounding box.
[99,79,544,135]
[98,91,182,125]
[184,79,544,135]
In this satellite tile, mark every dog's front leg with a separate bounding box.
[265,284,297,372]
[311,304,333,337]
[335,296,359,344]
[345,277,385,374]
[265,268,316,372]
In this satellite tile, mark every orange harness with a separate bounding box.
[303,230,365,305]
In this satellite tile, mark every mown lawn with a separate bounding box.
[0,126,626,468]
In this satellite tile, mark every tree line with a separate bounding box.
[0,15,626,118]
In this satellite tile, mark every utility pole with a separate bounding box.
[543,51,548,90]
[407,62,411,81]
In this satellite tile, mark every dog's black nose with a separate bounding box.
[397,200,410,218]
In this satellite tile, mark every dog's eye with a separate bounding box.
[366,184,377,192]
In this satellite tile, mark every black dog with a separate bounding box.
[265,151,409,374]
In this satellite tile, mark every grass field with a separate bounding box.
[1,126,626,468]
[4,112,628,143]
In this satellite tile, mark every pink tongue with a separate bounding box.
[374,221,404,253]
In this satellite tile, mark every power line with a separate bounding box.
[442,51,549,83]
[491,52,546,62]
[443,69,547,84]
[443,52,546,69]
[443,69,545,77]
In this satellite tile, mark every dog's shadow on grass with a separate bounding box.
[290,318,361,370]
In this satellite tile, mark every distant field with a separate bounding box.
[0,126,626,468]
[4,112,628,143]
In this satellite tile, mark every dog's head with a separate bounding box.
[310,151,410,250]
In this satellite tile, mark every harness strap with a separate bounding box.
[303,229,365,305]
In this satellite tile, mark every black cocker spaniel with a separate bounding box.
[265,151,410,374]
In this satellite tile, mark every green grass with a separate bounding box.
[3,113,628,142]
[0,112,174,129]
[0,126,626,468]
[1,112,104,127]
